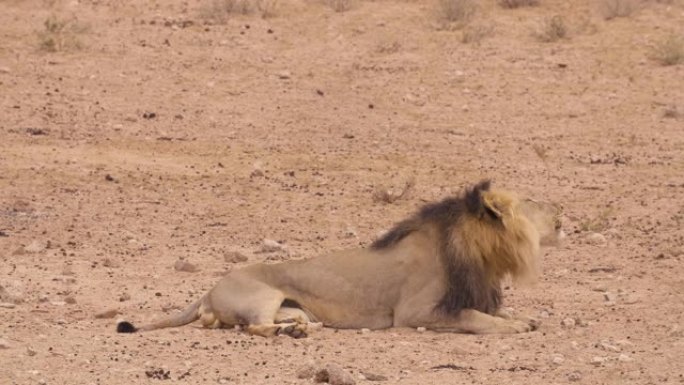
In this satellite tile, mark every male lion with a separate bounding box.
[117,180,563,337]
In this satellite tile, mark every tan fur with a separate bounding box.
[117,182,563,337]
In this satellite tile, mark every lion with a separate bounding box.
[117,180,563,338]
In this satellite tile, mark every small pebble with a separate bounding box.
[551,354,565,365]
[174,259,199,273]
[224,251,248,263]
[567,371,582,382]
[585,232,607,245]
[261,239,285,253]
[561,318,576,327]
[94,309,119,319]
[618,354,633,362]
[0,302,16,309]
[591,356,607,366]
[0,338,10,349]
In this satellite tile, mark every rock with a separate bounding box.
[604,292,616,302]
[276,70,291,79]
[416,327,426,333]
[342,227,358,239]
[64,296,77,305]
[551,354,565,365]
[599,340,620,352]
[174,259,199,273]
[24,240,49,253]
[618,354,633,362]
[539,310,550,318]
[359,328,371,334]
[0,66,10,74]
[604,228,621,239]
[591,356,608,366]
[296,363,317,379]
[315,363,355,385]
[561,318,576,327]
[622,294,640,304]
[94,309,119,319]
[0,338,10,349]
[567,371,582,382]
[0,302,16,309]
[224,251,248,263]
[26,347,37,356]
[584,232,606,245]
[102,258,120,268]
[592,285,608,292]
[261,239,285,253]
[360,371,387,381]
[119,293,131,302]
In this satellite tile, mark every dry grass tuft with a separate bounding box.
[437,0,477,24]
[325,0,353,12]
[200,0,278,22]
[498,0,540,9]
[534,15,567,42]
[37,15,88,52]
[579,209,614,232]
[374,179,415,204]
[461,23,495,44]
[599,0,638,20]
[652,34,684,66]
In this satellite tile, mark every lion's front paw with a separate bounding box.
[506,319,535,333]
[276,323,308,339]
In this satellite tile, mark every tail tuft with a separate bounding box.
[117,321,138,333]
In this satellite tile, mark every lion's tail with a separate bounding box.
[116,296,204,333]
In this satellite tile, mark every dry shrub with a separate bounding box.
[373,179,415,204]
[498,0,540,9]
[461,23,495,44]
[325,0,353,12]
[653,35,684,66]
[534,15,567,42]
[200,0,278,21]
[437,0,477,24]
[37,15,88,52]
[599,0,638,20]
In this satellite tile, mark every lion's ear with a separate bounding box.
[465,180,492,215]
[482,194,503,220]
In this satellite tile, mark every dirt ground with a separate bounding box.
[1,0,683,384]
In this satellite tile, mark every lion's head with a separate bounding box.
[372,180,563,316]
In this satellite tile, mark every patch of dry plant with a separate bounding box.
[325,0,353,12]
[200,0,278,22]
[652,34,684,66]
[461,23,495,44]
[599,0,638,20]
[37,15,88,52]
[534,15,567,42]
[498,0,539,9]
[437,0,477,25]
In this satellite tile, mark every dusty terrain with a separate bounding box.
[1,0,683,384]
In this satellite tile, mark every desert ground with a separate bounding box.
[1,0,683,384]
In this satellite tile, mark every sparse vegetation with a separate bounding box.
[599,0,638,20]
[498,0,539,9]
[437,0,477,24]
[534,15,567,42]
[325,0,353,12]
[461,23,495,44]
[579,209,614,232]
[200,0,278,21]
[37,15,87,52]
[653,35,684,66]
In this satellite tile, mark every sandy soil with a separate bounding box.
[1,0,683,384]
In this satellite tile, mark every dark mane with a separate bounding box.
[371,180,490,250]
[371,180,501,315]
